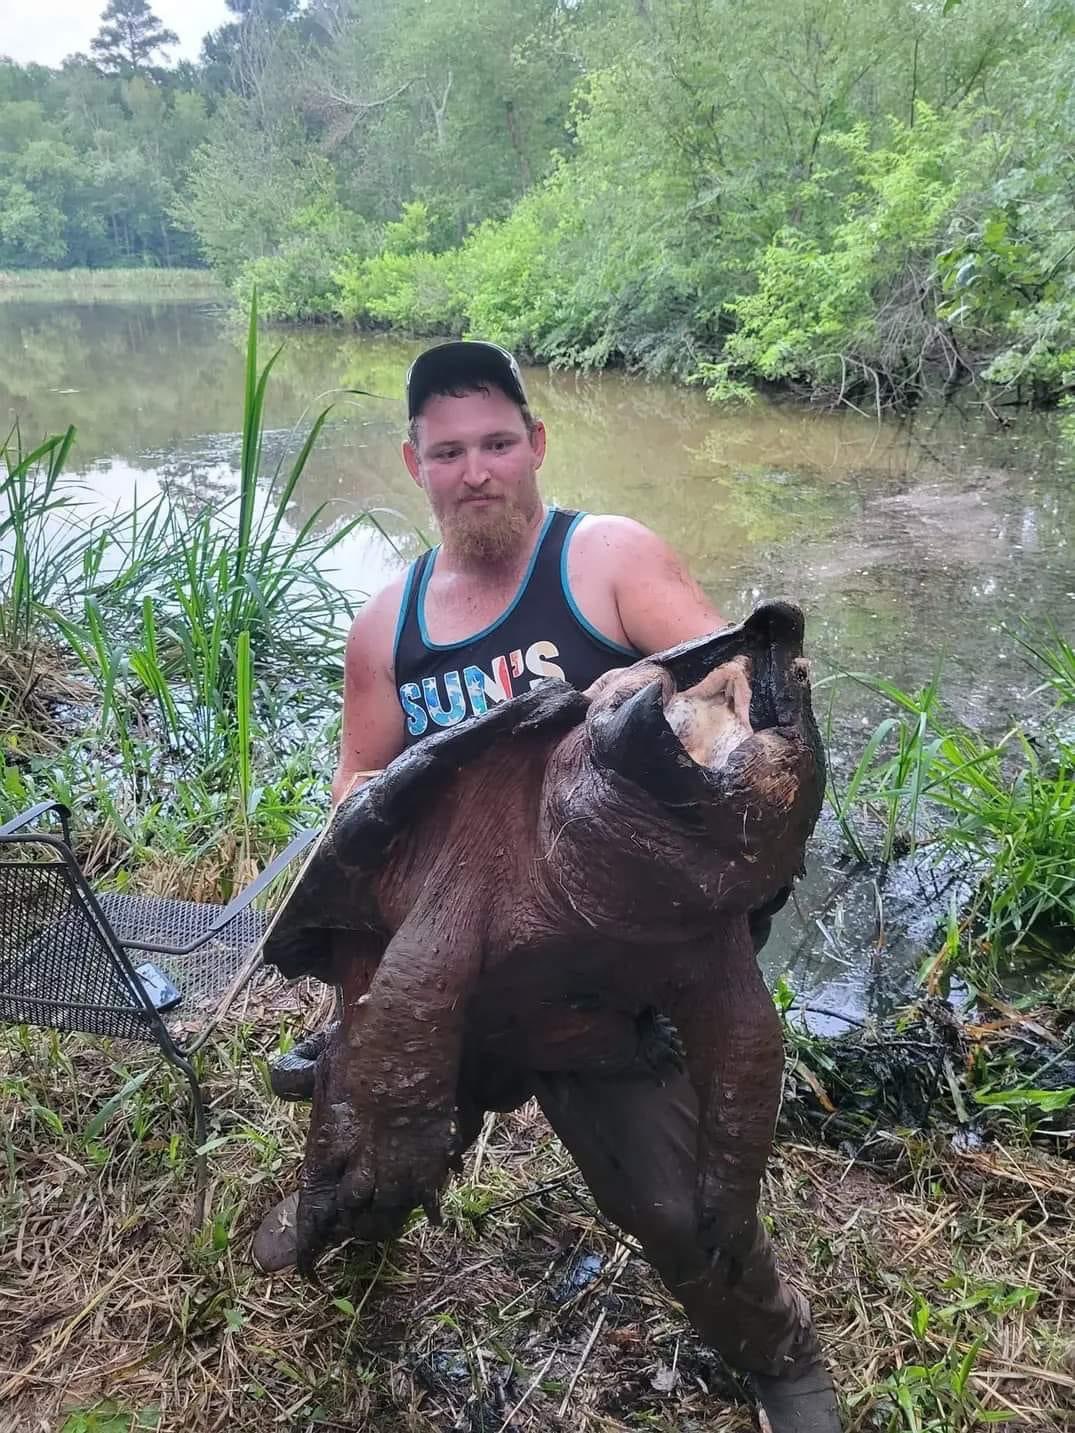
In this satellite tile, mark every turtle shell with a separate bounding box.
[262,681,590,982]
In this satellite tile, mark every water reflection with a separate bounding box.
[2,299,1072,1018]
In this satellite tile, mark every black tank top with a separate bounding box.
[393,507,640,746]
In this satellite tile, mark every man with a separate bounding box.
[256,341,841,1432]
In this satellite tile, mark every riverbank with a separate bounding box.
[2,988,1072,1432]
[0,270,223,302]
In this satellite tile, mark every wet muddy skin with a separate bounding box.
[263,608,822,1295]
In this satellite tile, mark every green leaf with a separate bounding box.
[973,1086,1074,1112]
[85,1068,156,1141]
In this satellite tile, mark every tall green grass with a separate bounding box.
[0,425,78,650]
[0,291,370,888]
[824,648,1075,982]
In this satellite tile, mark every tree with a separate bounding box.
[90,0,179,75]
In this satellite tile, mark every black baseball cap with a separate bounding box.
[405,340,528,420]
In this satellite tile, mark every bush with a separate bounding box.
[233,196,376,323]
[334,247,465,334]
[698,110,985,408]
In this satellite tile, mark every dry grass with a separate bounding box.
[0,642,94,756]
[1,976,1073,1433]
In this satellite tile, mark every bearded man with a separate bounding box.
[254,341,842,1433]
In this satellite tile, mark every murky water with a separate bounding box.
[2,298,1072,1022]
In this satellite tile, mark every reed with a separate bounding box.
[0,291,370,882]
[823,653,1075,982]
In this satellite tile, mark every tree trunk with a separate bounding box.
[504,100,532,189]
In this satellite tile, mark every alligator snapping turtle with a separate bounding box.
[264,599,838,1429]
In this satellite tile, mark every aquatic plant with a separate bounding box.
[0,424,79,651]
[823,652,1075,983]
[0,292,369,888]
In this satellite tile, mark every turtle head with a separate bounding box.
[580,600,824,910]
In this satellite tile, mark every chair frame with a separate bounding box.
[0,799,315,1148]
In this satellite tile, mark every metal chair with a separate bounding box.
[0,799,316,1148]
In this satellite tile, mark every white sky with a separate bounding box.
[1,0,233,67]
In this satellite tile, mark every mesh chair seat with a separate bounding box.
[99,892,270,1017]
[0,858,158,1041]
[0,803,316,1150]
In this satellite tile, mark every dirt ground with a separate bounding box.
[2,974,1073,1432]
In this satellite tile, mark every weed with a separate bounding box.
[0,290,373,888]
[822,651,1075,984]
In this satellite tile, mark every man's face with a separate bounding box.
[403,385,546,562]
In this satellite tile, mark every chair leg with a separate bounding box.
[183,1061,207,1151]
[160,1046,209,1226]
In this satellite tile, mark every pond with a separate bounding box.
[2,297,1072,1026]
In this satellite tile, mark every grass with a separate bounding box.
[0,291,367,885]
[1,986,1072,1432]
[0,424,96,751]
[821,653,1075,985]
[0,269,223,301]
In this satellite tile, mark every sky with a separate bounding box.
[1,0,233,67]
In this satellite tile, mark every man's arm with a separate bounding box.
[332,578,408,806]
[569,515,726,656]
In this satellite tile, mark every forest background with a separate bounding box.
[3,0,1075,410]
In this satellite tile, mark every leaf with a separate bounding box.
[85,1068,156,1141]
[973,1086,1075,1112]
[793,1060,837,1113]
[953,1335,983,1396]
[650,1362,679,1393]
[32,1103,65,1137]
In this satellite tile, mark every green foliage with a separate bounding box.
[90,0,179,76]
[933,734,1075,963]
[824,644,1075,982]
[868,1326,1004,1431]
[0,425,78,650]
[334,246,465,336]
[179,118,343,284]
[0,57,209,269]
[60,1402,160,1433]
[5,0,1075,407]
[700,111,984,407]
[0,292,368,871]
[824,667,952,871]
[329,200,463,331]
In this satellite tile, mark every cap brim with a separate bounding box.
[406,341,527,419]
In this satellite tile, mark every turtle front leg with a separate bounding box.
[669,919,785,1272]
[296,901,480,1273]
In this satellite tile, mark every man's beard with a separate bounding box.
[434,491,540,564]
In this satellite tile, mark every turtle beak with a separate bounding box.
[589,675,710,812]
[587,600,814,812]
